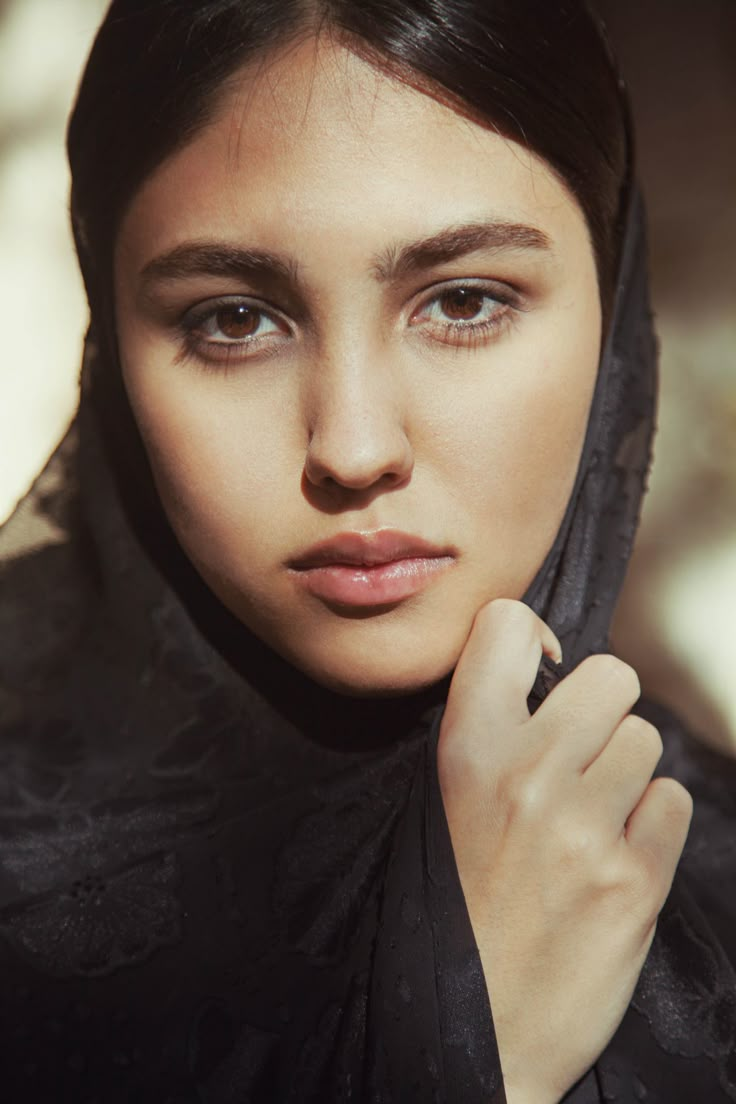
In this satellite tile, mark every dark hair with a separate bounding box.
[68,0,631,329]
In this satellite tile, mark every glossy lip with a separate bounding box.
[287,530,457,607]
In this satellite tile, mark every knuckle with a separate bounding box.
[620,715,663,761]
[474,598,537,639]
[577,653,612,683]
[497,768,545,822]
[618,861,662,922]
[582,653,641,699]
[606,847,665,915]
[537,698,576,739]
[633,834,682,897]
[622,781,694,899]
[468,602,502,648]
[555,818,599,867]
[437,726,486,785]
[653,776,694,826]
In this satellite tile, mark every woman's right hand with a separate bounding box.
[437,599,693,1104]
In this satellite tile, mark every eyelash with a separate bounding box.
[177,297,288,369]
[411,282,517,351]
[177,281,519,370]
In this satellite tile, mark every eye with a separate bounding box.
[179,297,290,364]
[410,281,517,348]
[426,287,498,323]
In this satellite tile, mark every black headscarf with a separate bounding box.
[1,141,736,1103]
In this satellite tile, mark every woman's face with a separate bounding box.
[115,37,602,695]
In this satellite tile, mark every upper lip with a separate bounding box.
[288,530,455,569]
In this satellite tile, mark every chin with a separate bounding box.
[215,579,469,698]
[287,644,457,699]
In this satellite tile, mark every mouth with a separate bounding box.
[287,530,457,608]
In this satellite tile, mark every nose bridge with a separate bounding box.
[303,331,413,491]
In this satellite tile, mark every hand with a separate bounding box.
[437,599,692,1104]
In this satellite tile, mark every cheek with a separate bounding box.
[123,363,294,557]
[440,349,596,539]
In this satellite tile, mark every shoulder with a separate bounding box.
[0,425,96,689]
[0,424,80,565]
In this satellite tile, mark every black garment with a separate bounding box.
[1,190,736,1103]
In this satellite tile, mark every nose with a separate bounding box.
[303,354,414,497]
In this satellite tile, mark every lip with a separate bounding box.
[287,530,457,607]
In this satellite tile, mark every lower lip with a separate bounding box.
[291,556,455,607]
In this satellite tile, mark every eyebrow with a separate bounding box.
[140,244,300,288]
[138,219,552,291]
[371,220,553,281]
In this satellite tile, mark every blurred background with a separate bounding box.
[0,0,734,749]
[598,0,736,753]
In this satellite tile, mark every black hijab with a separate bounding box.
[1,126,736,1104]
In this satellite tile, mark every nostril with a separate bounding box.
[303,424,414,493]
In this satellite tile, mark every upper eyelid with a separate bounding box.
[180,296,291,340]
[183,293,283,321]
[412,281,518,319]
[419,284,508,306]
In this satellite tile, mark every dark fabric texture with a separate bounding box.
[1,187,736,1104]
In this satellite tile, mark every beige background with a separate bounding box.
[1,0,734,748]
[598,0,736,751]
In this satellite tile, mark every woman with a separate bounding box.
[1,0,735,1100]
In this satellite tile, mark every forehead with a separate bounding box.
[219,36,493,165]
[117,36,585,271]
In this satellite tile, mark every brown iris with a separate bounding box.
[439,288,485,320]
[215,305,261,339]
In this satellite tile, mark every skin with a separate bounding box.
[114,34,602,696]
[439,602,691,1102]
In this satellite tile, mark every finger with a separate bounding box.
[581,714,663,834]
[446,599,561,733]
[625,776,693,893]
[534,653,641,771]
